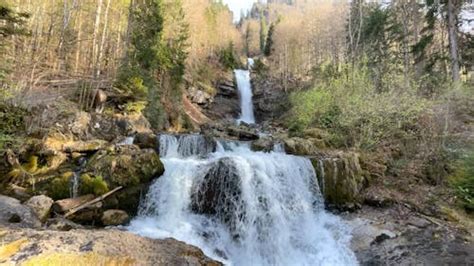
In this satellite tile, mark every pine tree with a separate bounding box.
[259,11,267,53]
[264,23,274,56]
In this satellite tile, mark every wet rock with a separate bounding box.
[311,152,366,209]
[24,195,54,222]
[45,217,84,231]
[0,195,41,228]
[191,158,243,232]
[227,125,259,141]
[251,137,274,152]
[133,132,158,149]
[101,209,130,226]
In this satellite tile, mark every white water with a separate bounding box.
[128,135,357,266]
[235,69,255,124]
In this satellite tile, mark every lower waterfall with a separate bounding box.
[128,134,357,265]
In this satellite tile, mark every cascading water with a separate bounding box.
[235,69,255,124]
[128,134,357,265]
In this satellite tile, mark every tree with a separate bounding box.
[259,11,267,53]
[446,0,460,83]
[264,23,274,56]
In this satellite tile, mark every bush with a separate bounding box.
[219,42,238,70]
[450,149,474,212]
[115,66,149,99]
[287,65,431,149]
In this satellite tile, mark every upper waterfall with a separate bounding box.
[234,69,255,124]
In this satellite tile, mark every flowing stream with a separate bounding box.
[128,62,357,265]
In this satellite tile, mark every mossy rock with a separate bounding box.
[311,152,366,210]
[80,174,109,196]
[85,145,164,188]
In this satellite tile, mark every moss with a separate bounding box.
[80,174,109,196]
[22,252,135,266]
[0,238,29,261]
[49,172,73,200]
[124,101,147,114]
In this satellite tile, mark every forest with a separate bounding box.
[0,0,473,265]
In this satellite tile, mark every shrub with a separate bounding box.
[287,65,431,149]
[450,149,474,212]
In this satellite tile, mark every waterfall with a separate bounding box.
[234,69,255,124]
[128,137,357,265]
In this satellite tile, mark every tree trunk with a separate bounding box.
[95,0,112,78]
[91,0,104,74]
[447,0,460,83]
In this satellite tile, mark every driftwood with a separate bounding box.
[53,194,95,213]
[64,186,123,218]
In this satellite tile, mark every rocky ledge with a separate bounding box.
[0,226,221,265]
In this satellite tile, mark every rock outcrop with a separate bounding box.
[311,152,367,210]
[0,227,222,265]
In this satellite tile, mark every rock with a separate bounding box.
[45,217,84,231]
[283,137,325,156]
[3,184,32,202]
[188,86,212,105]
[42,137,108,154]
[191,158,242,233]
[0,195,41,228]
[227,125,259,141]
[85,145,164,188]
[251,137,274,152]
[311,151,366,209]
[0,228,222,265]
[52,194,95,214]
[84,145,164,215]
[133,132,158,149]
[24,195,54,222]
[101,209,130,226]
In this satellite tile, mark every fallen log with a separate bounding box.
[64,186,123,218]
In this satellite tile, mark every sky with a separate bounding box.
[222,0,262,22]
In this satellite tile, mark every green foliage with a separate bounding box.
[450,149,474,212]
[80,174,109,196]
[0,103,26,152]
[288,64,430,149]
[124,101,147,114]
[219,42,238,70]
[50,172,73,200]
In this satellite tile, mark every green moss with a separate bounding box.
[50,172,73,200]
[124,101,147,114]
[80,174,109,196]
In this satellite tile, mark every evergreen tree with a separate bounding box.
[264,23,274,56]
[259,11,267,53]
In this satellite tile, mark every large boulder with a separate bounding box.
[311,151,367,210]
[0,228,222,265]
[191,158,243,234]
[85,145,164,188]
[0,195,41,228]
[84,145,164,215]
[24,195,54,222]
